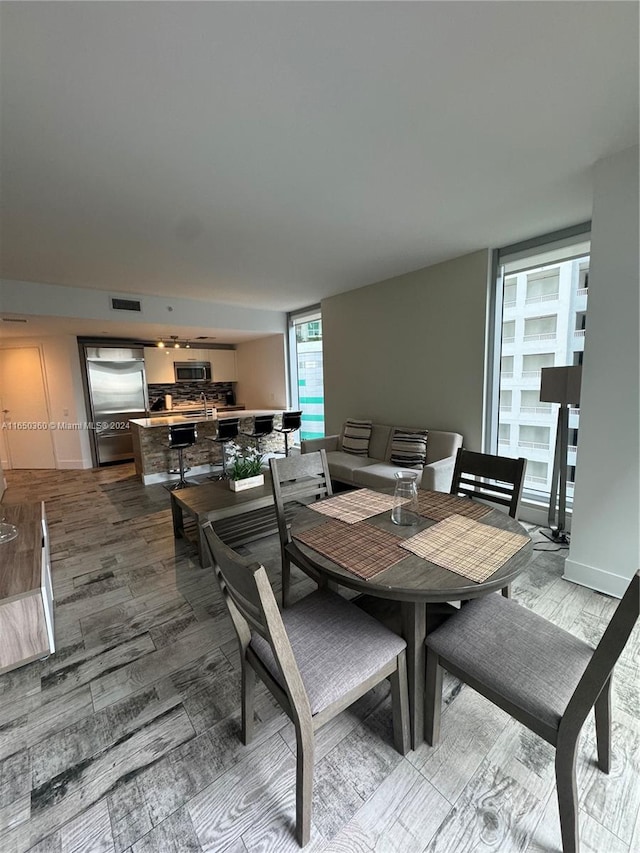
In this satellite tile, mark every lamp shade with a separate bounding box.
[539,365,582,406]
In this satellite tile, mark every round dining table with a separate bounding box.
[290,490,533,748]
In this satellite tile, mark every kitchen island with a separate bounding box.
[130,410,287,485]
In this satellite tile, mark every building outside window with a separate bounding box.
[288,308,325,440]
[492,228,590,505]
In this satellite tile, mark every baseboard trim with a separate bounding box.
[57,459,93,470]
[563,558,629,599]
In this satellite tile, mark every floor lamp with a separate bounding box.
[539,365,582,544]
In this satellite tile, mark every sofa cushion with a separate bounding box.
[327,451,376,484]
[341,419,373,456]
[368,424,393,461]
[389,428,428,469]
[353,463,404,490]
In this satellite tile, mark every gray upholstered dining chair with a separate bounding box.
[425,570,640,853]
[450,447,527,597]
[269,450,333,608]
[201,522,410,847]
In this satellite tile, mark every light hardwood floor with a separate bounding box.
[0,465,638,852]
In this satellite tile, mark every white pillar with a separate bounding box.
[564,146,639,597]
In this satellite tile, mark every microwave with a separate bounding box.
[174,362,211,382]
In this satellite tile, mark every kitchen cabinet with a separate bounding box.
[211,349,237,382]
[0,502,55,674]
[143,346,175,384]
[143,347,237,383]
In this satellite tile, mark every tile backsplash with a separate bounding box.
[148,381,235,407]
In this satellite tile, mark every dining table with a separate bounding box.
[290,487,533,748]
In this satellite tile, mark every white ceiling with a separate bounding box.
[1,1,638,327]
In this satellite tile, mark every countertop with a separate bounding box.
[150,405,245,415]
[130,409,286,428]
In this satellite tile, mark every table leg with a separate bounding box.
[171,494,184,539]
[401,600,426,750]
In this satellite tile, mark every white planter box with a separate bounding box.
[229,474,265,492]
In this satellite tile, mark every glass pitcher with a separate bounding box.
[391,471,420,526]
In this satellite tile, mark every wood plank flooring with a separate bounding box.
[0,465,638,852]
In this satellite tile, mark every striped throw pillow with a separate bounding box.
[390,429,428,469]
[342,419,373,456]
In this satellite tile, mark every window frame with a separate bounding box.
[486,222,591,517]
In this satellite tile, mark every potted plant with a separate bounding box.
[226,442,265,491]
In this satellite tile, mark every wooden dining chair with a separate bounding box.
[450,447,527,597]
[201,522,410,847]
[425,570,640,853]
[269,450,333,608]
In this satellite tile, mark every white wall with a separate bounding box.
[0,278,287,336]
[235,334,288,409]
[564,146,639,597]
[321,251,491,445]
[0,335,92,469]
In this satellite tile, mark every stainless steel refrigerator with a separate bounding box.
[84,346,148,465]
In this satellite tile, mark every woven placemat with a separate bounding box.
[294,519,405,580]
[309,489,397,524]
[400,514,530,582]
[416,490,492,522]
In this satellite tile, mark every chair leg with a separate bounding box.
[424,647,443,746]
[241,661,255,745]
[390,649,411,755]
[294,723,314,847]
[555,734,580,853]
[501,584,512,598]
[594,677,612,773]
[282,550,291,609]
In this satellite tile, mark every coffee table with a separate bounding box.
[171,474,281,567]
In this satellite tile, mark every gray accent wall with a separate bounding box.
[322,250,491,447]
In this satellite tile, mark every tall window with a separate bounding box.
[288,307,325,440]
[492,227,590,505]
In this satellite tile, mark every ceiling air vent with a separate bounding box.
[2,317,28,323]
[111,297,142,312]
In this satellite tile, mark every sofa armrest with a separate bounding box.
[301,435,340,454]
[420,455,457,493]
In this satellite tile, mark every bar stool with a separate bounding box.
[207,417,240,479]
[167,423,198,490]
[274,410,302,457]
[241,414,274,454]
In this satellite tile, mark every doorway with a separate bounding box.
[0,346,56,468]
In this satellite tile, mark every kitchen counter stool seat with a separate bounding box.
[208,417,240,479]
[274,410,302,457]
[167,423,198,490]
[241,414,274,454]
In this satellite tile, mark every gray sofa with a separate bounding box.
[301,422,463,492]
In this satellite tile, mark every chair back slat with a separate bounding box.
[270,451,333,543]
[451,448,526,518]
[202,523,264,615]
[200,521,312,718]
[563,570,640,735]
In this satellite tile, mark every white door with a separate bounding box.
[0,347,56,468]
